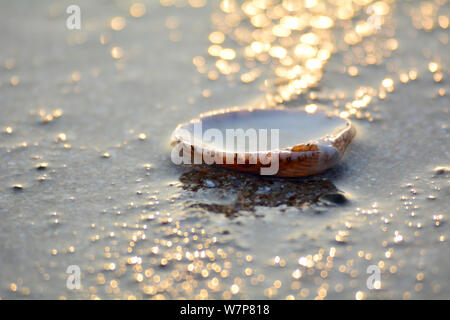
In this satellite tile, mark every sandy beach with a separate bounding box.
[0,0,449,299]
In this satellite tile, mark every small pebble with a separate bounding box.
[36,162,49,170]
[320,193,348,205]
[12,184,24,191]
[433,166,449,175]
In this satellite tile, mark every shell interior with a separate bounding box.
[181,108,350,152]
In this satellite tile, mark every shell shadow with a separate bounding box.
[178,165,344,217]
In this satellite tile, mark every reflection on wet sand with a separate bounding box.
[179,165,346,216]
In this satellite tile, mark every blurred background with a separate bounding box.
[0,0,449,299]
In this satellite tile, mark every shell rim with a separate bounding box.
[170,105,354,157]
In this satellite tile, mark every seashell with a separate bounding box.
[170,106,356,177]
